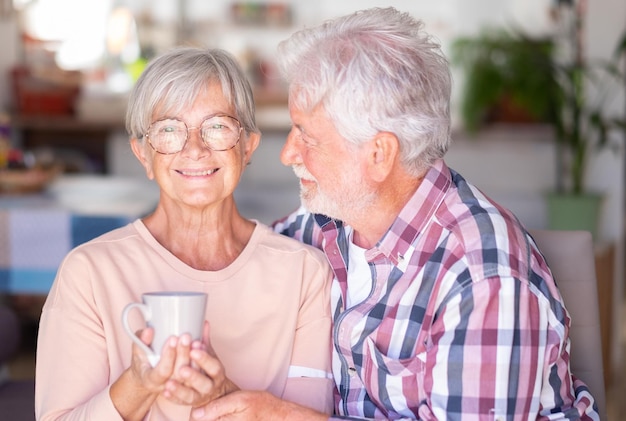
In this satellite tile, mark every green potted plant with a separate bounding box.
[544,3,625,239]
[451,8,625,240]
[451,29,561,131]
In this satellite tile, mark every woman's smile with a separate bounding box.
[176,168,219,177]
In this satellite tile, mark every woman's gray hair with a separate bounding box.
[126,47,258,140]
[276,7,451,176]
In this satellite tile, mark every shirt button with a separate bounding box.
[348,367,357,376]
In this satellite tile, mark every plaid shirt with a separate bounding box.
[274,159,599,420]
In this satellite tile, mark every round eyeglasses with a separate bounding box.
[144,115,243,154]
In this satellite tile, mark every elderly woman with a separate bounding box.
[35,47,334,421]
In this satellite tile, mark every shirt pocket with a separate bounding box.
[360,337,424,418]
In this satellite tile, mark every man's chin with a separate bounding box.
[301,195,342,220]
[300,192,322,214]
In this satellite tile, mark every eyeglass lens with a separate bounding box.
[146,115,242,154]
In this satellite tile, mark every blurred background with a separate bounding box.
[0,0,624,419]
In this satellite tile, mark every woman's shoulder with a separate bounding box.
[253,221,327,260]
[64,219,143,261]
[77,219,140,245]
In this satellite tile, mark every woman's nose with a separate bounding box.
[182,127,211,156]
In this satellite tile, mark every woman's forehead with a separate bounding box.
[152,81,234,119]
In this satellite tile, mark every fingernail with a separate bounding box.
[192,408,205,418]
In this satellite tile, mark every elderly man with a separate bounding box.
[192,7,599,421]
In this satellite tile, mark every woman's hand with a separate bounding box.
[111,327,183,420]
[162,322,240,407]
[131,328,180,387]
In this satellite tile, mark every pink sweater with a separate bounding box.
[36,220,334,420]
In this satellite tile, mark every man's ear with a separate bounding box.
[367,132,399,182]
[130,138,155,180]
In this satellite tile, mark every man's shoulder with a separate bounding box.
[271,207,341,248]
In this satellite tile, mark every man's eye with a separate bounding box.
[294,129,306,142]
[301,134,314,145]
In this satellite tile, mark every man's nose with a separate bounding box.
[280,129,300,166]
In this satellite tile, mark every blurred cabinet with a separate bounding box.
[10,115,123,173]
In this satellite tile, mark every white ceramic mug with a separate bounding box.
[122,291,207,366]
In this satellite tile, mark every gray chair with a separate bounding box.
[529,229,606,420]
[0,303,35,421]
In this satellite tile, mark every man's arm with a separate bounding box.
[272,205,325,248]
[194,390,423,421]
[191,390,329,421]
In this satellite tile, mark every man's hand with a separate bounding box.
[191,390,328,421]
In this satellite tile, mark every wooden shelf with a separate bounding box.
[11,114,124,131]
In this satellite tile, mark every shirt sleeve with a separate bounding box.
[35,254,124,421]
[281,248,334,413]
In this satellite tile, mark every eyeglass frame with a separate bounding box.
[142,114,244,155]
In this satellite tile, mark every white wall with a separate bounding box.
[1,0,622,112]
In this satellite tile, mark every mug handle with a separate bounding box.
[122,303,160,366]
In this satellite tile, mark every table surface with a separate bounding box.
[0,175,159,294]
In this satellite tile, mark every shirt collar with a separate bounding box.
[376,159,452,266]
[312,159,452,266]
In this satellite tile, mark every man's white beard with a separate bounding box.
[292,165,375,222]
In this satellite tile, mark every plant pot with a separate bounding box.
[546,192,603,241]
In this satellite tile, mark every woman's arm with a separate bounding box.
[280,255,334,412]
[36,251,127,421]
[35,251,186,421]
